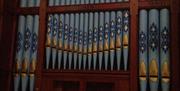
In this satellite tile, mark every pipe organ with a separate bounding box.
[139,9,170,91]
[14,15,39,91]
[7,0,177,91]
[45,10,130,71]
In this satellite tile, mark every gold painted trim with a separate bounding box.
[149,59,158,76]
[150,77,158,82]
[74,45,78,52]
[64,43,68,50]
[21,73,27,77]
[52,37,57,47]
[139,77,146,81]
[22,59,28,73]
[93,43,97,52]
[161,61,170,77]
[162,78,170,83]
[29,74,35,77]
[88,46,92,53]
[110,39,115,49]
[30,59,36,73]
[58,41,63,49]
[46,35,51,46]
[104,40,109,50]
[139,60,146,76]
[116,35,121,48]
[123,34,128,46]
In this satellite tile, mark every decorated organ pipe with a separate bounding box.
[88,12,93,70]
[22,15,33,91]
[139,9,148,91]
[148,9,159,91]
[63,13,69,70]
[20,0,40,7]
[70,0,75,5]
[14,15,26,91]
[110,11,116,71]
[93,12,99,70]
[46,0,54,69]
[60,0,65,5]
[52,13,59,69]
[66,0,70,5]
[104,11,110,70]
[98,12,104,70]
[58,14,64,69]
[116,11,123,71]
[83,13,88,70]
[44,11,130,71]
[78,13,84,70]
[138,8,170,91]
[68,13,75,70]
[46,14,53,69]
[29,15,39,91]
[14,14,39,91]
[160,9,170,91]
[53,0,60,68]
[73,13,79,70]
[123,10,129,71]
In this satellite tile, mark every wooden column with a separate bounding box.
[171,0,180,91]
[35,0,47,91]
[130,0,138,91]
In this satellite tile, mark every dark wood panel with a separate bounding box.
[16,7,39,15]
[170,0,180,91]
[139,0,170,9]
[47,3,130,13]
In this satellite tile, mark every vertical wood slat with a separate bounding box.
[170,0,180,91]
[4,0,18,91]
[35,0,47,91]
[130,0,138,91]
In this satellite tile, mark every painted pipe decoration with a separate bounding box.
[160,9,170,91]
[44,11,131,70]
[116,11,123,71]
[22,15,33,91]
[110,11,116,71]
[14,15,39,91]
[29,15,39,91]
[93,12,98,70]
[58,14,64,69]
[139,8,170,91]
[123,10,129,71]
[73,13,79,70]
[63,13,69,69]
[83,13,88,70]
[104,11,110,70]
[98,12,104,70]
[14,15,26,91]
[68,13,75,70]
[78,13,84,70]
[148,9,159,91]
[88,12,93,70]
[139,9,148,91]
[46,14,53,69]
[52,14,59,69]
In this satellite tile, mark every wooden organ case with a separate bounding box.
[0,0,180,91]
